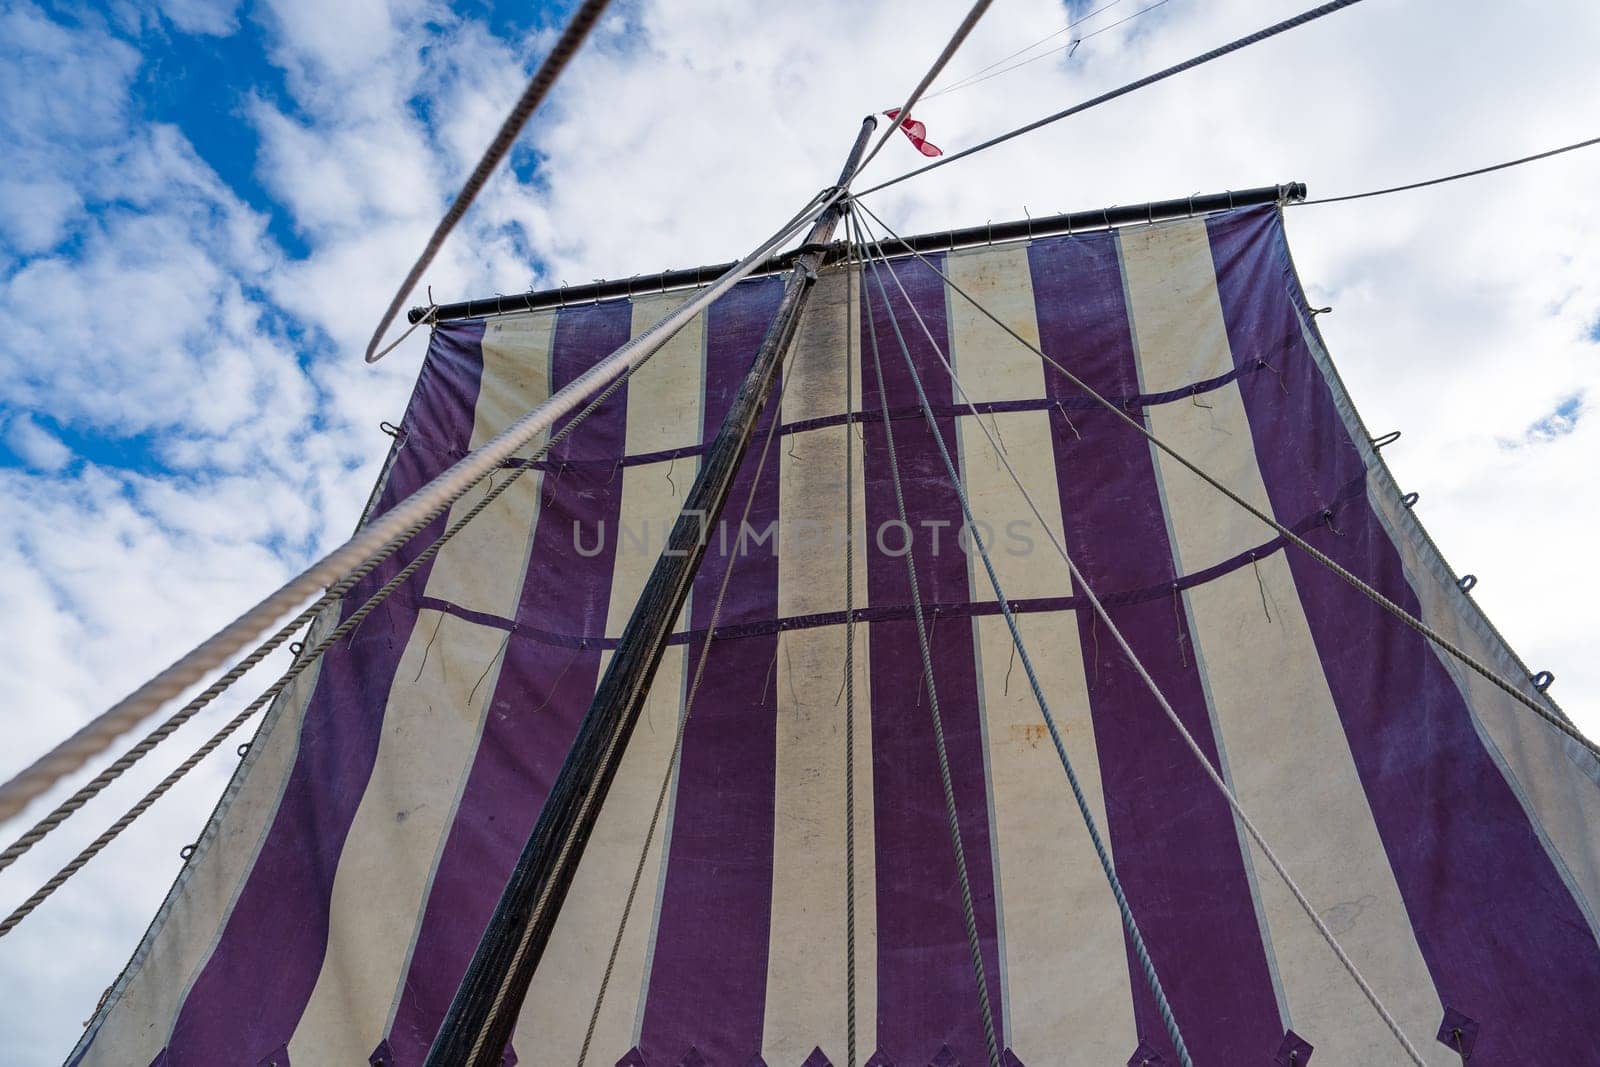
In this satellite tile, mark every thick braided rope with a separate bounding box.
[364,0,613,362]
[851,208,1426,1064]
[0,491,447,871]
[0,353,648,937]
[851,200,1598,763]
[855,215,1001,1067]
[0,189,834,829]
[576,352,794,1066]
[854,212,1191,1065]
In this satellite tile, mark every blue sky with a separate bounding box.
[2,0,1600,1060]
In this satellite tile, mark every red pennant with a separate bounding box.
[884,108,942,157]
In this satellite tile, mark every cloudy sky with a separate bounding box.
[1,0,1597,1058]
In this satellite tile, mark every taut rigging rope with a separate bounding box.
[851,207,1192,1066]
[853,0,1369,199]
[854,214,1002,1067]
[851,199,1600,764]
[364,0,613,363]
[1297,133,1600,204]
[922,0,1130,99]
[0,187,836,829]
[849,206,1430,1066]
[922,0,1175,102]
[0,348,652,936]
[575,333,797,1067]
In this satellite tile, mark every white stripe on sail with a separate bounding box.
[287,315,552,1058]
[517,293,707,1059]
[948,243,1135,1062]
[1123,218,1449,1063]
[764,267,877,1065]
[75,605,334,1067]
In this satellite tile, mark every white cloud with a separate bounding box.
[3,413,71,470]
[2,0,1600,1060]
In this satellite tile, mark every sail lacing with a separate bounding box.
[857,215,1003,1067]
[851,204,1429,1066]
[852,199,1599,765]
[850,209,1194,1066]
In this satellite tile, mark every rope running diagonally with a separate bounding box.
[1297,133,1600,205]
[850,208,1428,1066]
[851,207,1192,1066]
[574,335,798,1067]
[1,0,999,822]
[851,199,1599,763]
[0,187,838,829]
[0,346,656,937]
[456,3,1005,1044]
[365,0,613,362]
[923,0,1175,102]
[852,0,1369,200]
[922,0,1128,99]
[845,0,995,185]
[853,214,1002,1067]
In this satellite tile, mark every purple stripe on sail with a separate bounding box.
[161,323,489,1065]
[383,301,635,1065]
[1209,206,1600,1061]
[637,277,786,1065]
[1027,231,1282,1062]
[858,253,1004,1065]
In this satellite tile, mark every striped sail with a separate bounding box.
[74,206,1600,1066]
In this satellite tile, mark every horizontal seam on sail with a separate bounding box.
[397,472,1366,651]
[396,330,1300,466]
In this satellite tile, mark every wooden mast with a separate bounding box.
[425,115,878,1066]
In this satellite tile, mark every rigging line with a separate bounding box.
[851,209,1192,1066]
[853,0,1368,200]
[851,212,1002,1067]
[852,199,1600,761]
[923,0,1128,99]
[925,0,1175,101]
[0,354,647,937]
[846,0,995,183]
[842,226,860,1067]
[0,186,837,831]
[850,208,1428,1066]
[0,305,661,871]
[1298,133,1600,205]
[575,334,797,1067]
[364,0,613,362]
